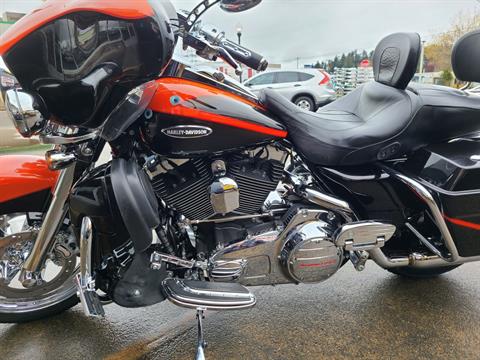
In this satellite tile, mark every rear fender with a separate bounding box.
[0,155,58,212]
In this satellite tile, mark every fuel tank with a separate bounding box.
[141,78,287,156]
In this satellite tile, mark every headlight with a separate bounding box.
[4,88,47,138]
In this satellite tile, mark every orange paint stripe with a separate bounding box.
[148,78,287,138]
[443,214,480,231]
[152,105,287,138]
[156,77,266,110]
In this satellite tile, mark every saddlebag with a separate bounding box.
[404,139,480,257]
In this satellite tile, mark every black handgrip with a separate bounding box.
[219,38,268,71]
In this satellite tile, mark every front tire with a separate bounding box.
[0,209,79,323]
[387,265,461,278]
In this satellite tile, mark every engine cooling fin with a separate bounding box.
[150,149,285,220]
[151,158,214,220]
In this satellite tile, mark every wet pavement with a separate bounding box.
[2,261,480,360]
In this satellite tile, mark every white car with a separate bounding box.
[243,69,337,111]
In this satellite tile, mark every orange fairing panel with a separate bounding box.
[0,0,153,55]
[0,155,58,203]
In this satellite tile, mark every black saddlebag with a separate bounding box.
[404,139,480,257]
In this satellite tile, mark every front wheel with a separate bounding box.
[0,211,79,323]
[387,265,461,278]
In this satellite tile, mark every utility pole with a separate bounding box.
[296,57,299,69]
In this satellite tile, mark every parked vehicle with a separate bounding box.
[0,58,18,99]
[2,1,480,359]
[244,69,336,110]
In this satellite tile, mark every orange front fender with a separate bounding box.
[0,155,59,203]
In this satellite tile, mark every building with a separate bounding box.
[412,72,444,85]
[1,12,25,36]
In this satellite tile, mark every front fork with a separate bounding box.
[19,164,76,287]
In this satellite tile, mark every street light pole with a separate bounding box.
[419,40,426,82]
[236,23,243,82]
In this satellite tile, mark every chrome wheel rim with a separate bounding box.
[296,99,311,110]
[0,213,78,314]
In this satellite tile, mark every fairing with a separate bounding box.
[0,155,58,203]
[0,0,155,55]
[0,0,177,129]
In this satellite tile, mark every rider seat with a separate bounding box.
[262,32,480,166]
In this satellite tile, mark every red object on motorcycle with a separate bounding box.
[148,78,288,138]
[0,0,154,55]
[0,155,58,203]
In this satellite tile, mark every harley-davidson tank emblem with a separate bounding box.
[161,126,213,139]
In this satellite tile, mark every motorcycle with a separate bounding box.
[1,0,480,358]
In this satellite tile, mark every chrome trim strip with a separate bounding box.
[40,131,98,145]
[75,216,105,317]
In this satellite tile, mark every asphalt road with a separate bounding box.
[1,261,480,360]
[2,113,480,359]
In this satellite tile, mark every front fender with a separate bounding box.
[0,155,58,205]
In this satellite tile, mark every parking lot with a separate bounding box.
[1,261,480,360]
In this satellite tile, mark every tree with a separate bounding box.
[441,69,454,86]
[424,10,480,73]
[320,49,373,70]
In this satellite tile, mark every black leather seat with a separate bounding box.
[261,32,480,166]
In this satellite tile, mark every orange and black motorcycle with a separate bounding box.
[2,0,480,358]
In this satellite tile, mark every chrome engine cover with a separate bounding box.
[210,207,336,286]
[280,221,343,283]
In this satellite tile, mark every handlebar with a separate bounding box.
[218,38,268,71]
[178,11,268,73]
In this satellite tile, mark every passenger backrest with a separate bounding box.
[452,29,480,82]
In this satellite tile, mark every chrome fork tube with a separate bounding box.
[20,164,76,287]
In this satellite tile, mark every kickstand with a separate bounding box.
[195,307,207,360]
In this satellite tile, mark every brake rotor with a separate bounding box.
[0,214,78,299]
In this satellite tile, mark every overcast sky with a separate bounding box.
[2,0,479,66]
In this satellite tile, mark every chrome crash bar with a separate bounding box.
[369,167,480,269]
[306,168,480,270]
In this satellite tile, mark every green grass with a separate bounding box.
[0,144,51,155]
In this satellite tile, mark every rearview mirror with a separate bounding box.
[4,89,47,138]
[220,0,262,12]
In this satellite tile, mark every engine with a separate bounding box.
[149,145,288,221]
